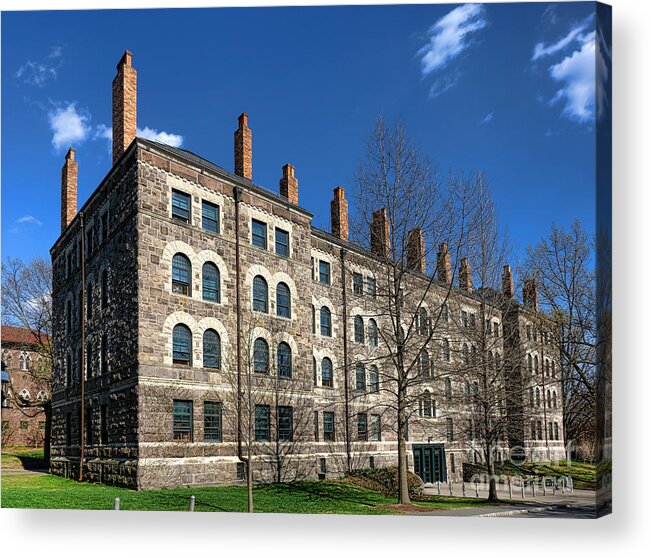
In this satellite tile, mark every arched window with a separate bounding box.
[277,342,292,378]
[528,353,533,374]
[18,388,31,403]
[355,363,366,390]
[369,366,379,393]
[172,253,192,296]
[253,338,269,373]
[252,275,268,313]
[462,344,470,366]
[554,422,560,440]
[442,339,450,362]
[529,387,534,406]
[276,282,291,318]
[418,307,429,335]
[25,355,31,371]
[419,391,433,417]
[354,316,364,343]
[545,359,550,377]
[547,390,552,408]
[172,324,192,365]
[535,387,541,407]
[445,378,452,401]
[552,361,556,377]
[321,357,333,387]
[368,319,378,347]
[552,391,557,409]
[534,355,539,375]
[66,300,72,335]
[18,354,25,370]
[202,262,220,302]
[320,307,332,337]
[203,329,221,369]
[101,269,109,309]
[420,349,431,378]
[36,390,48,403]
[100,334,108,375]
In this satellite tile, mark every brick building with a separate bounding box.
[49,52,564,489]
[1,326,50,447]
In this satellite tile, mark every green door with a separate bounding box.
[413,444,447,483]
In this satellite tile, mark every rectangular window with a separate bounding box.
[252,219,267,249]
[370,414,381,441]
[313,411,319,441]
[173,400,193,441]
[323,411,335,442]
[237,462,245,480]
[101,211,109,242]
[278,406,293,442]
[357,413,368,441]
[352,272,363,295]
[100,404,108,445]
[171,189,191,223]
[450,453,456,474]
[202,200,219,233]
[462,311,468,328]
[366,277,376,298]
[446,418,454,442]
[493,321,499,337]
[319,260,331,285]
[275,228,289,257]
[85,229,94,256]
[469,313,476,329]
[255,405,271,442]
[38,421,46,430]
[204,401,223,442]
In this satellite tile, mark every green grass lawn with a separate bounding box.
[495,460,596,490]
[1,446,47,470]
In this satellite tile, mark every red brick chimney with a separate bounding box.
[61,148,78,232]
[523,278,539,311]
[279,163,298,204]
[459,257,473,292]
[330,187,349,241]
[112,50,137,164]
[406,227,425,273]
[234,113,252,180]
[502,264,514,298]
[437,243,452,285]
[371,208,390,258]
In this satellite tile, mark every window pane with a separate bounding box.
[320,307,331,336]
[369,366,379,392]
[172,253,192,295]
[277,342,292,378]
[366,277,376,297]
[275,228,289,257]
[204,401,222,442]
[319,261,330,284]
[254,338,269,373]
[276,283,291,318]
[356,364,366,390]
[255,405,270,441]
[354,316,364,343]
[252,219,267,249]
[321,358,333,387]
[323,411,335,441]
[172,190,191,222]
[173,400,193,441]
[203,329,221,369]
[173,324,192,365]
[202,201,219,233]
[357,413,368,441]
[253,276,268,312]
[278,406,293,441]
[371,415,381,441]
[202,262,220,302]
[353,273,363,295]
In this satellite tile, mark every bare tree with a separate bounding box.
[1,257,53,463]
[521,221,596,457]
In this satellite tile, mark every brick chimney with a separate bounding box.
[331,187,349,241]
[459,257,473,292]
[112,50,137,164]
[437,243,452,285]
[502,264,514,298]
[234,113,252,180]
[523,278,539,311]
[61,148,78,232]
[406,227,425,273]
[279,163,298,204]
[371,208,390,258]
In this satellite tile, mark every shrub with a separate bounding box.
[347,467,423,498]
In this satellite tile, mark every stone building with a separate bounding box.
[49,51,564,489]
[1,326,50,447]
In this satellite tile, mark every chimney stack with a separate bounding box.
[406,227,426,273]
[330,187,349,241]
[234,113,252,180]
[279,164,298,205]
[437,243,452,285]
[523,278,539,311]
[370,208,390,258]
[459,257,473,292]
[112,50,137,164]
[61,148,78,232]
[502,264,514,298]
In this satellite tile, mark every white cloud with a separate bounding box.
[548,31,596,123]
[17,215,43,226]
[429,71,461,98]
[418,4,488,77]
[137,127,184,147]
[531,14,593,61]
[481,111,495,124]
[48,103,91,151]
[15,46,63,87]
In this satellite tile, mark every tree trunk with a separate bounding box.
[486,444,498,501]
[43,400,52,467]
[397,384,411,505]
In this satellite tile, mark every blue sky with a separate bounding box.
[1,2,603,267]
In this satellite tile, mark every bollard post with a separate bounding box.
[475,481,479,498]
[462,482,466,497]
[508,478,512,500]
[520,477,525,499]
[114,497,120,510]
[552,480,556,495]
[532,481,536,498]
[189,495,195,512]
[437,481,441,496]
[449,482,453,496]
[543,479,547,496]
[561,478,565,494]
